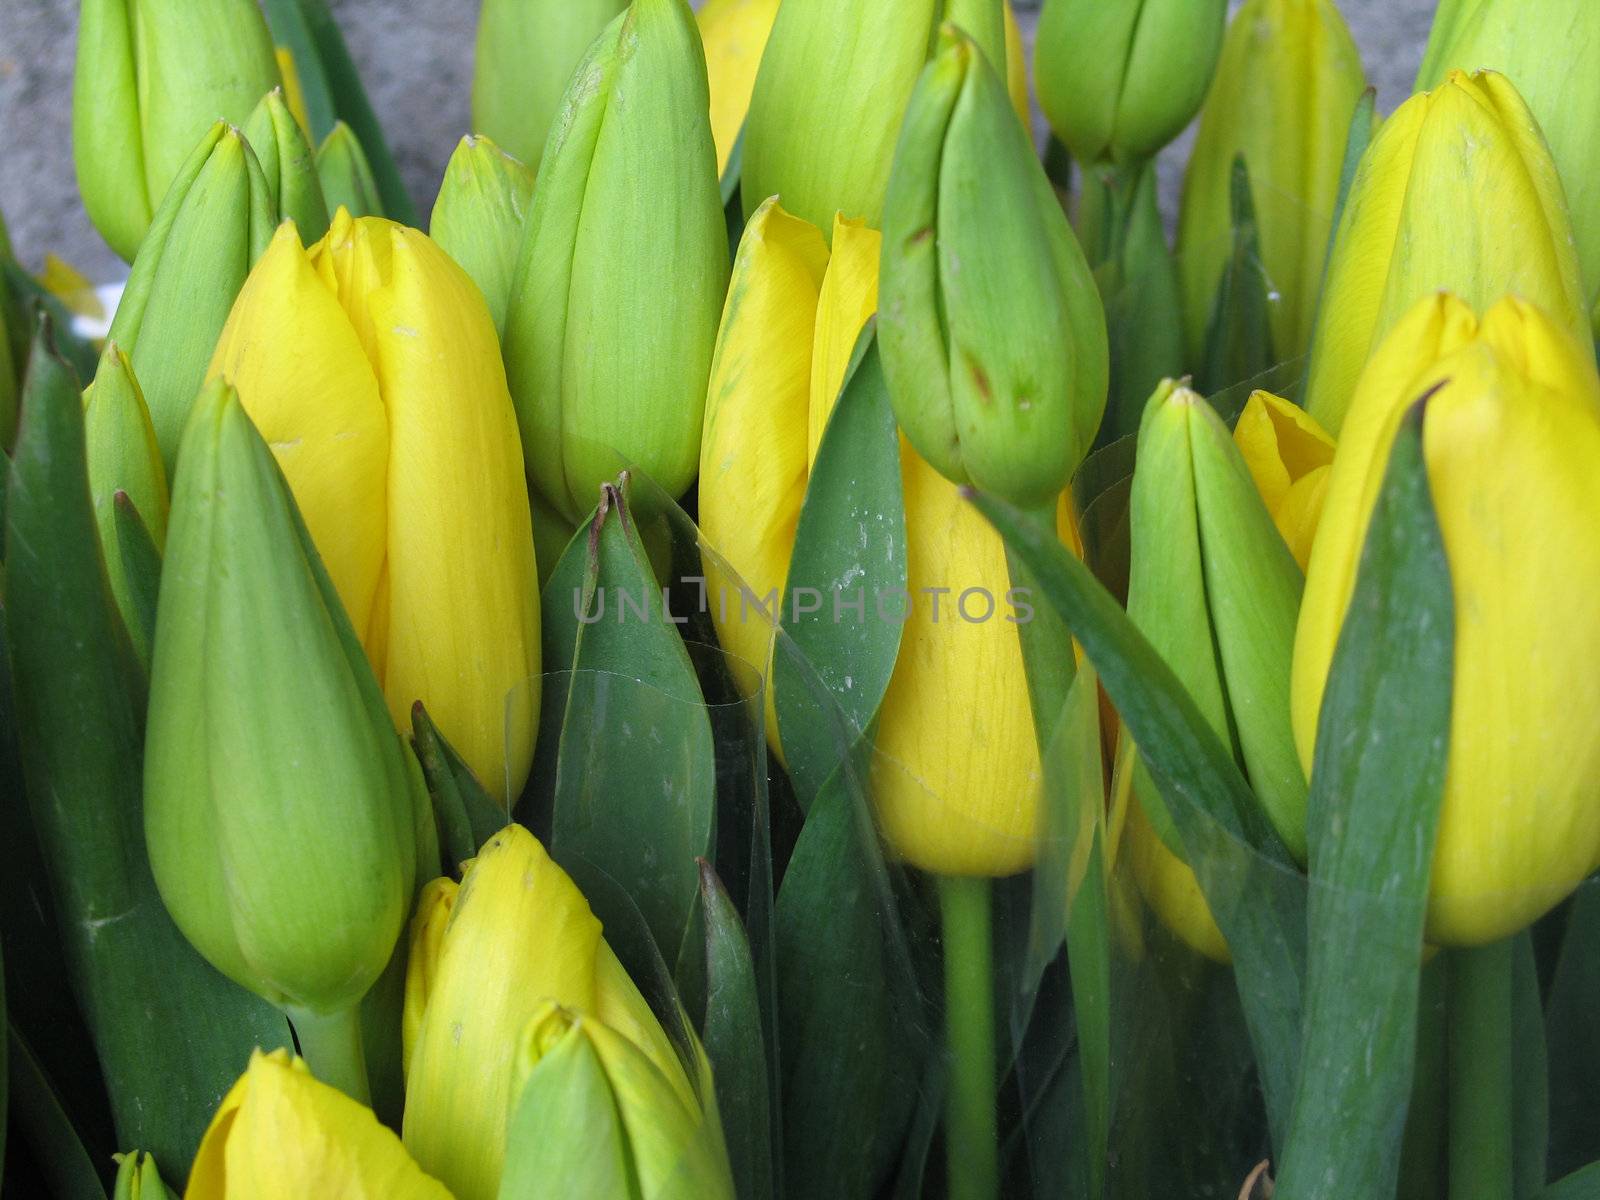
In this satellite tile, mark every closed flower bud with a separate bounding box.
[317,122,384,219]
[403,825,687,1200]
[1294,293,1600,946]
[73,0,280,261]
[503,0,728,522]
[211,213,541,804]
[188,1050,451,1200]
[105,122,276,470]
[500,1002,733,1200]
[144,382,416,1016]
[112,1151,173,1200]
[1232,390,1335,571]
[1177,0,1367,364]
[1036,0,1227,167]
[1419,0,1600,326]
[1304,70,1591,437]
[430,135,535,336]
[473,0,629,172]
[879,25,1107,509]
[242,88,330,245]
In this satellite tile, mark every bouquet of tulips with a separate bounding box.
[2,0,1598,1196]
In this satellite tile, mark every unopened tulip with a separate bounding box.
[1419,0,1600,325]
[472,0,628,172]
[500,1002,733,1200]
[211,213,541,804]
[145,382,416,1019]
[242,88,329,244]
[1233,390,1335,570]
[187,1050,451,1199]
[1294,293,1600,945]
[1304,70,1590,437]
[113,1152,173,1200]
[105,122,276,468]
[503,0,728,522]
[430,135,535,335]
[317,122,384,219]
[1123,792,1229,963]
[1177,0,1367,364]
[880,25,1107,510]
[73,0,280,261]
[403,824,687,1200]
[1036,0,1227,167]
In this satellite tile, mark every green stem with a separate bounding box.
[1448,940,1514,1200]
[287,1004,371,1105]
[940,875,998,1200]
[1006,501,1078,749]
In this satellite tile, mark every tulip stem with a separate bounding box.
[288,1004,372,1106]
[1446,939,1514,1200]
[940,874,998,1200]
[1006,502,1078,748]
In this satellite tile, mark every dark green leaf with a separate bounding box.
[1547,885,1600,1177]
[1198,157,1276,397]
[1275,401,1454,1198]
[1397,956,1448,1200]
[1514,932,1551,1200]
[8,1025,108,1200]
[5,322,291,1182]
[3,262,98,382]
[110,491,161,674]
[1542,1163,1600,1200]
[411,701,505,871]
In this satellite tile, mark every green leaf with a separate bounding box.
[1547,886,1600,1178]
[698,861,774,1200]
[1514,932,1551,1200]
[772,333,907,806]
[110,491,161,675]
[1198,157,1276,398]
[410,701,505,871]
[1542,1163,1600,1200]
[4,323,291,1183]
[2,262,99,382]
[1275,400,1454,1198]
[1397,957,1449,1199]
[8,1026,108,1200]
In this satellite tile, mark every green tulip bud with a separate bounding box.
[472,0,629,172]
[317,122,385,219]
[879,25,1108,509]
[430,135,535,336]
[1035,0,1227,167]
[503,0,728,522]
[105,122,276,471]
[73,0,280,261]
[113,1151,175,1200]
[144,380,415,1020]
[242,88,330,245]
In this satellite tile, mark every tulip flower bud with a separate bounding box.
[430,135,535,336]
[400,877,458,1079]
[500,1002,734,1200]
[1304,70,1591,437]
[1419,0,1600,326]
[698,0,782,177]
[1036,0,1227,167]
[242,88,330,245]
[879,25,1108,510]
[144,381,416,1016]
[403,825,688,1200]
[112,1152,174,1200]
[83,343,169,659]
[503,0,729,522]
[1176,0,1367,365]
[1232,390,1335,571]
[473,0,629,172]
[1294,293,1600,946]
[188,1050,451,1199]
[211,213,541,805]
[317,122,384,219]
[73,0,280,262]
[104,122,275,470]
[1124,791,1229,963]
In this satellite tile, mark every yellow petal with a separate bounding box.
[1274,464,1330,571]
[401,877,459,1079]
[698,0,782,178]
[807,214,882,469]
[209,220,389,642]
[274,46,313,140]
[1003,0,1030,128]
[1233,389,1336,565]
[186,1050,451,1200]
[1124,789,1230,964]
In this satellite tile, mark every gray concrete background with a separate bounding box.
[0,0,1435,283]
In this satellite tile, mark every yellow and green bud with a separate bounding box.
[112,1151,173,1200]
[1304,70,1590,437]
[503,0,728,522]
[1176,0,1367,365]
[73,0,280,262]
[472,0,629,173]
[210,213,541,805]
[144,382,416,1017]
[1035,0,1228,167]
[1233,390,1335,571]
[1294,293,1600,946]
[104,122,276,471]
[317,122,385,219]
[187,1050,451,1199]
[242,88,330,245]
[879,25,1107,509]
[430,134,535,336]
[500,1003,734,1200]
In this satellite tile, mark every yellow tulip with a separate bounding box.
[1294,293,1600,945]
[210,211,540,804]
[1122,780,1229,963]
[1233,390,1336,571]
[1304,70,1591,437]
[402,825,688,1200]
[185,1049,450,1200]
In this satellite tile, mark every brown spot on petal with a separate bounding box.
[965,355,993,405]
